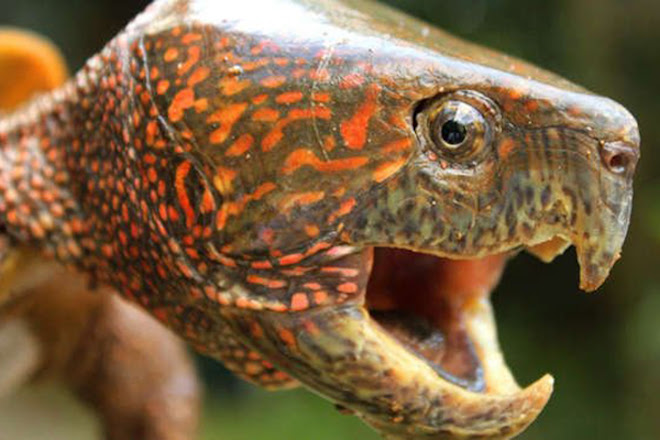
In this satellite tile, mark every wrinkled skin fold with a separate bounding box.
[0,0,640,439]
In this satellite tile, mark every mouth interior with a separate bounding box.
[366,247,510,393]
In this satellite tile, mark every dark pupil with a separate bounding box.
[441,120,467,145]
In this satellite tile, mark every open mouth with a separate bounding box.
[365,239,570,396]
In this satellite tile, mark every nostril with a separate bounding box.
[600,141,639,175]
[608,153,628,174]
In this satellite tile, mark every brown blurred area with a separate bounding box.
[0,1,659,439]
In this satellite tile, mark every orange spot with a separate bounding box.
[219,77,251,96]
[168,88,195,122]
[323,135,336,152]
[168,206,180,221]
[525,100,539,112]
[252,94,269,105]
[252,108,280,122]
[251,260,273,270]
[226,134,254,157]
[145,121,159,146]
[340,84,380,150]
[262,107,332,151]
[276,91,304,105]
[279,253,306,266]
[373,157,407,183]
[157,80,170,95]
[247,275,287,289]
[261,75,287,88]
[194,98,208,112]
[322,267,360,277]
[291,293,310,311]
[313,291,328,305]
[281,191,325,211]
[337,282,358,294]
[188,66,210,87]
[498,137,516,158]
[278,329,297,348]
[328,198,356,223]
[282,149,368,174]
[304,224,320,238]
[164,47,178,62]
[311,92,330,103]
[147,167,158,183]
[207,102,248,144]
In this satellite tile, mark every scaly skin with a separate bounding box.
[0,0,640,439]
[0,27,201,440]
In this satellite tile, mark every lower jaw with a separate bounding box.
[365,247,518,395]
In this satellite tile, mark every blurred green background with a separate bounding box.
[0,1,658,439]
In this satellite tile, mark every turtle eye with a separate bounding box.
[430,100,490,159]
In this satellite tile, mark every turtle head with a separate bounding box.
[118,1,640,439]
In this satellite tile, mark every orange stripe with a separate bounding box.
[188,66,210,87]
[328,198,356,223]
[178,46,201,75]
[340,84,380,150]
[175,162,195,228]
[281,191,325,211]
[226,134,254,157]
[168,88,195,122]
[373,157,407,183]
[282,149,368,175]
[382,138,413,154]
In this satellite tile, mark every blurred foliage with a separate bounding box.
[0,0,659,439]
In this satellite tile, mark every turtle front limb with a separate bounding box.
[3,268,201,440]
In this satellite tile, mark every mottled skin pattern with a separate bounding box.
[0,0,640,439]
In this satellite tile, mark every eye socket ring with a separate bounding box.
[430,100,490,158]
[416,91,500,164]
